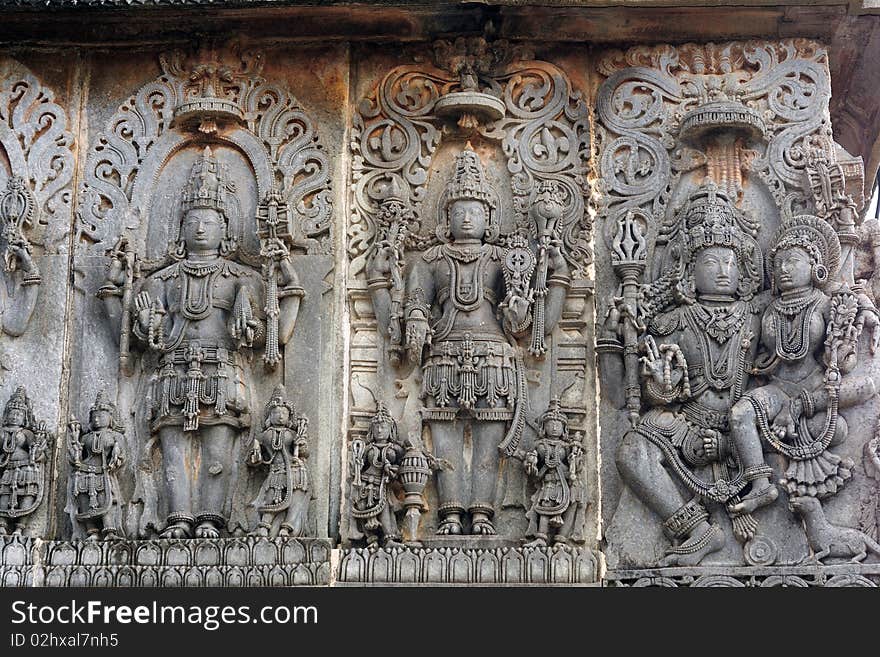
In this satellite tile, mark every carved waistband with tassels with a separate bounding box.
[149,340,249,433]
[420,335,528,456]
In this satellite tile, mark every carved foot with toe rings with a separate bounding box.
[161,513,194,540]
[660,525,724,567]
[195,522,221,539]
[437,517,463,535]
[729,483,778,517]
[470,518,497,535]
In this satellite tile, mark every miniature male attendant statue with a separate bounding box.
[0,387,50,536]
[67,391,125,541]
[247,387,310,538]
[100,147,303,539]
[367,146,570,536]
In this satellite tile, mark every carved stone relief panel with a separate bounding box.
[596,39,880,582]
[0,55,77,539]
[344,40,597,583]
[66,42,344,555]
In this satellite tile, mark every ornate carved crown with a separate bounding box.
[4,386,31,415]
[265,385,292,411]
[370,401,395,428]
[263,385,302,429]
[442,145,497,210]
[681,184,750,255]
[669,183,764,301]
[180,147,233,215]
[90,390,116,414]
[539,398,569,433]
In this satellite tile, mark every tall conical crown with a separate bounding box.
[370,401,394,427]
[682,184,748,255]
[4,387,30,414]
[265,385,288,410]
[443,144,496,209]
[181,146,232,215]
[90,390,115,414]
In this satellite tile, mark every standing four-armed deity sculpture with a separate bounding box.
[367,147,571,536]
[99,148,303,539]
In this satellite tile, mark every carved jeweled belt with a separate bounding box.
[680,400,730,431]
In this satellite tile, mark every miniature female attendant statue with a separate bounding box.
[67,391,125,541]
[729,215,880,508]
[0,387,49,536]
[347,403,407,548]
[248,387,310,538]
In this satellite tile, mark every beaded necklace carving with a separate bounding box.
[770,288,822,362]
[180,260,221,321]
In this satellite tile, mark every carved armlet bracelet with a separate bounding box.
[366,277,391,291]
[595,337,623,354]
[547,273,572,288]
[96,283,123,299]
[278,285,305,299]
[507,311,532,335]
[21,272,42,286]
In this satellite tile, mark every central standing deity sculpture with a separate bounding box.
[100,148,303,539]
[368,147,570,536]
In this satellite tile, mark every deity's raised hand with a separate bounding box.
[366,242,395,280]
[546,239,568,275]
[134,291,153,331]
[639,336,666,385]
[863,306,880,355]
[6,243,35,274]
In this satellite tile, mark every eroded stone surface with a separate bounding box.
[595,40,880,581]
[0,17,877,588]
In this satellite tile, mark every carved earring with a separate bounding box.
[812,263,828,285]
[172,240,187,260]
[219,237,236,257]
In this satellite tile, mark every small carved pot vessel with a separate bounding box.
[398,447,431,509]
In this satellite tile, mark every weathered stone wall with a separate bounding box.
[0,2,878,587]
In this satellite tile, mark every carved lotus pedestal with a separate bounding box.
[337,538,598,586]
[0,536,332,587]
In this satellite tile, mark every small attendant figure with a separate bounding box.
[348,403,407,548]
[0,387,50,536]
[248,386,310,538]
[68,391,125,541]
[521,399,587,547]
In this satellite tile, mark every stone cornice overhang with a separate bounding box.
[0,1,879,189]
